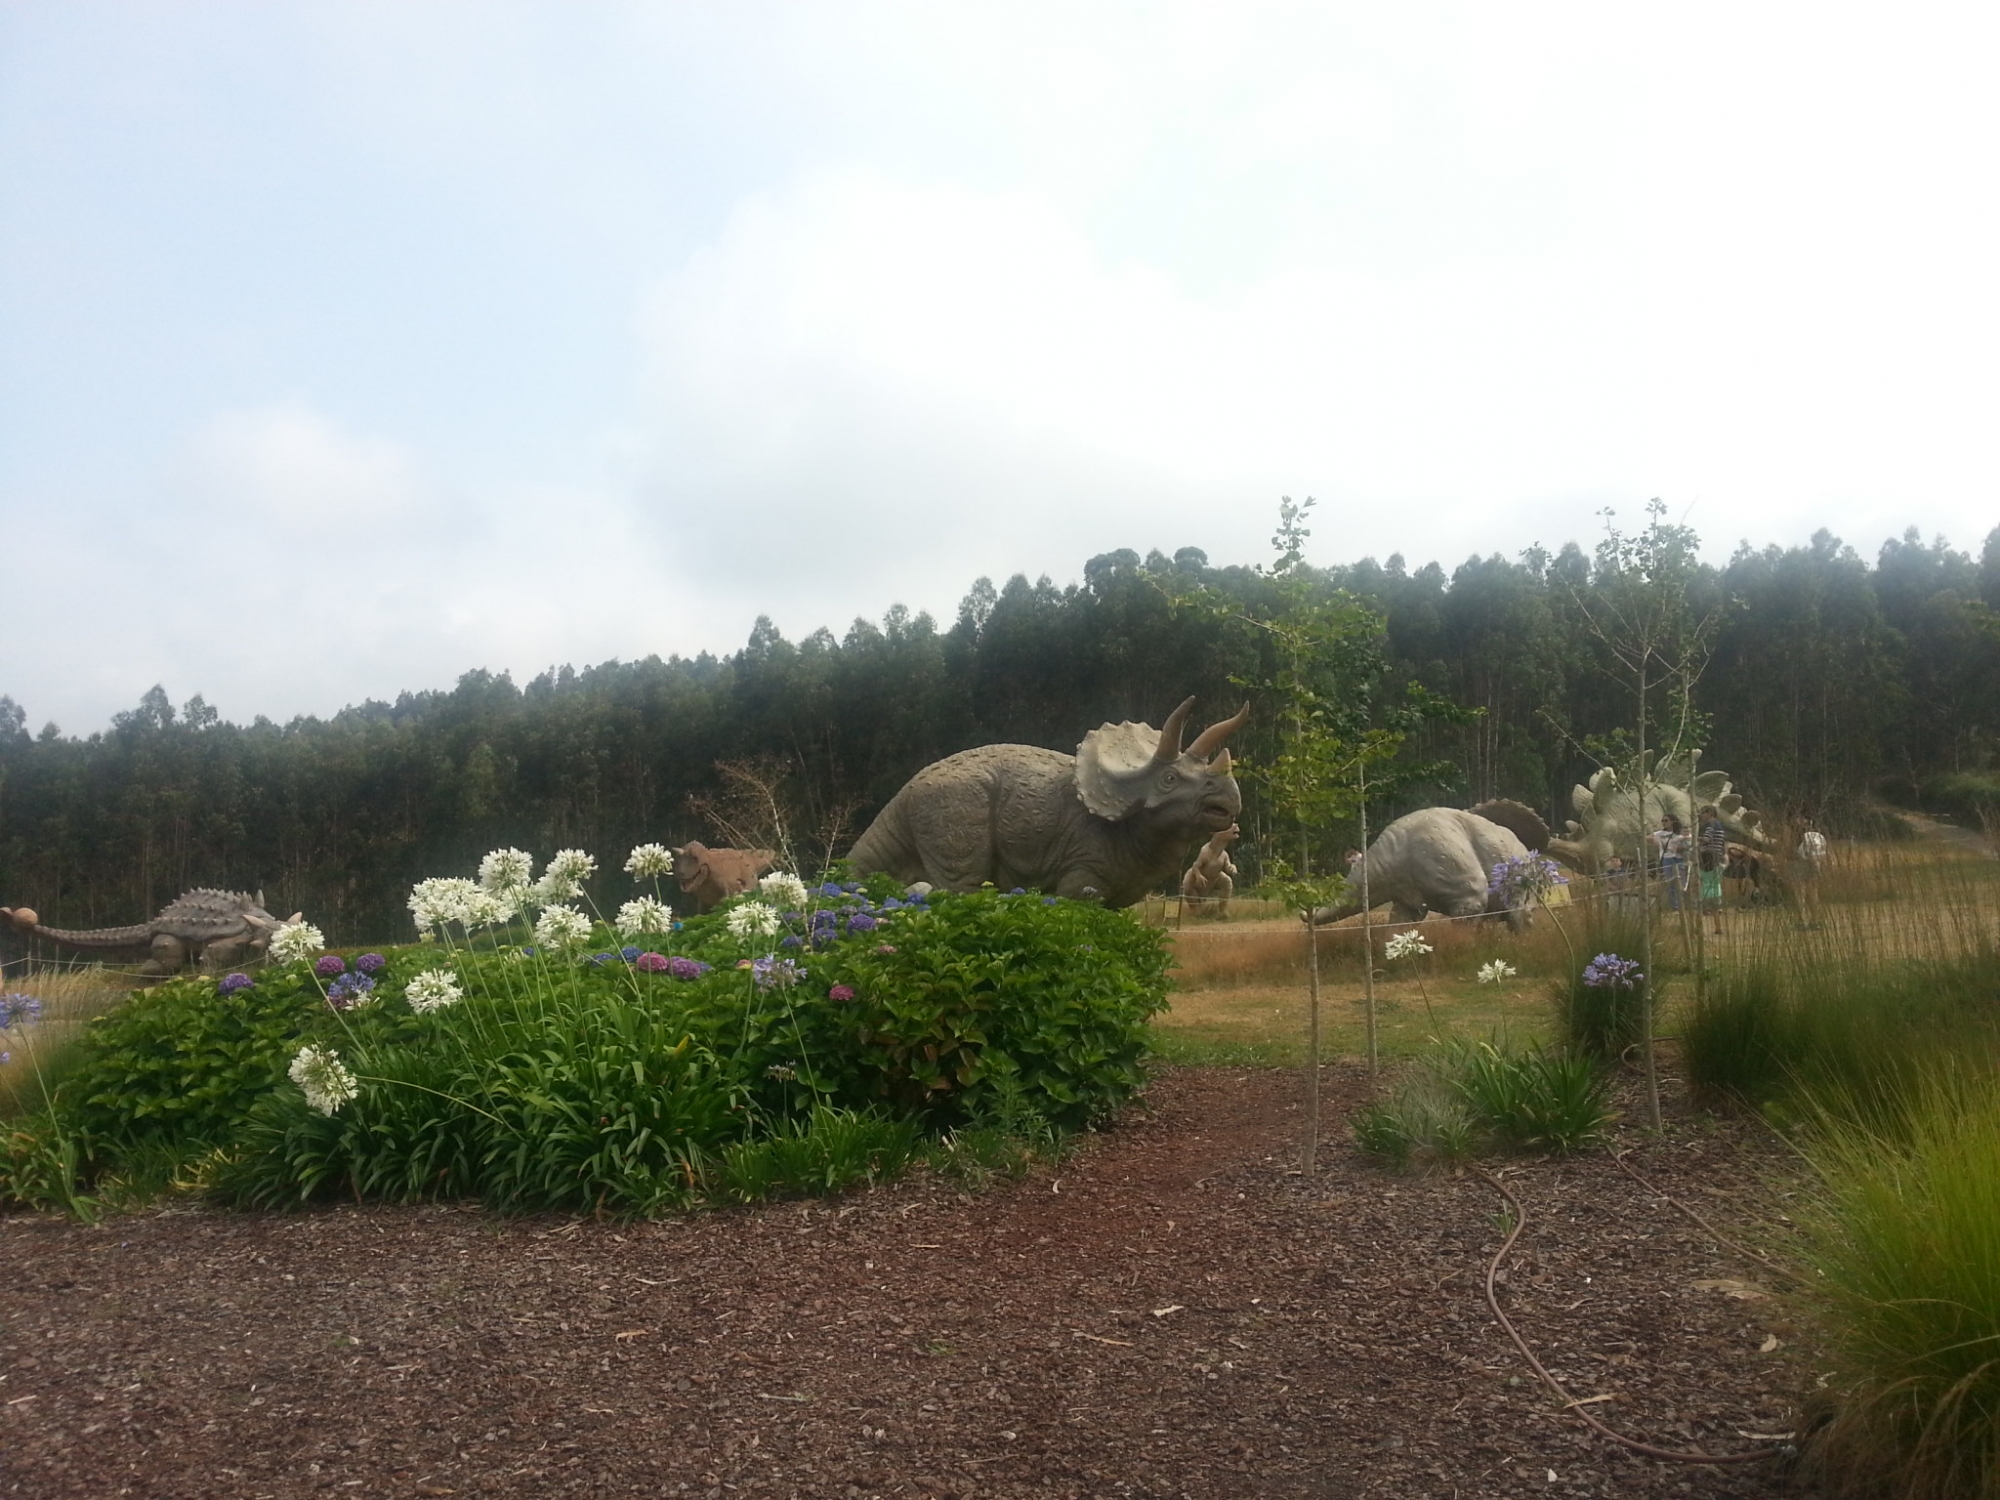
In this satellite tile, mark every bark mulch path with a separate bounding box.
[2,1066,1818,1499]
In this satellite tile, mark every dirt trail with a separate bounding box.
[2,1068,1811,1499]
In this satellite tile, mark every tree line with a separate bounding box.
[3,519,1995,943]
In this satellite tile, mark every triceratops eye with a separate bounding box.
[1159,771,1178,788]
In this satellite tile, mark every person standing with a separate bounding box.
[1697,803,1728,934]
[1651,813,1689,913]
[1796,818,1829,927]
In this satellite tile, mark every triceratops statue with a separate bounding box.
[848,696,1248,908]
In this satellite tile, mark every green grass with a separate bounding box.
[1796,1071,2000,1498]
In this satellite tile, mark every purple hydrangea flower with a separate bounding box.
[634,952,671,973]
[780,934,805,949]
[314,954,346,979]
[880,897,903,910]
[828,984,856,1002]
[667,956,709,980]
[1008,887,1027,896]
[355,953,387,976]
[1042,896,1059,906]
[0,992,45,1027]
[217,973,255,998]
[846,912,878,932]
[1488,854,1568,907]
[1582,953,1644,989]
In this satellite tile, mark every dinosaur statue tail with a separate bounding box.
[24,922,155,952]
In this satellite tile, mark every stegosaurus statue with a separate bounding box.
[1546,751,1767,874]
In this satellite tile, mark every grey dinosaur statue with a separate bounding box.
[1306,807,1532,928]
[848,697,1249,908]
[1,888,297,974]
[1180,823,1240,917]
[1545,753,1767,873]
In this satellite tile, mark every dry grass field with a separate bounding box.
[0,965,129,1117]
[1151,834,2000,1066]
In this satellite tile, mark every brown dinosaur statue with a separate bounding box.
[672,842,779,913]
[2,888,299,974]
[1180,824,1240,917]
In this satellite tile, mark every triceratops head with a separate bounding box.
[1074,697,1248,833]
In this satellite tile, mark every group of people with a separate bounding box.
[1601,808,1830,932]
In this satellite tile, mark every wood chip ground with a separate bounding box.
[2,1066,1819,1498]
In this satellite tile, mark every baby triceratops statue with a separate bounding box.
[1180,824,1240,918]
[672,842,779,913]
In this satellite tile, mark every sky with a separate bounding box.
[4,2,1998,734]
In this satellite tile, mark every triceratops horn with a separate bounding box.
[1150,697,1197,765]
[1187,702,1251,760]
[1209,747,1232,778]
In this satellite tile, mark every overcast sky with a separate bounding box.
[4,3,1998,734]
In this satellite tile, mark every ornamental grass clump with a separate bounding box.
[1352,1035,1608,1165]
[1793,1071,2000,1499]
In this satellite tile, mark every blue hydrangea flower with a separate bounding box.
[217,973,255,998]
[780,934,805,948]
[355,953,387,976]
[847,912,878,932]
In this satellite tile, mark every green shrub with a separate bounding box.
[1796,1071,2000,1498]
[13,886,1169,1216]
[1353,1037,1608,1165]
[1444,1038,1610,1154]
[712,1107,922,1203]
[58,967,332,1158]
[1552,906,1655,1061]
[1350,1080,1476,1168]
[1682,946,2000,1131]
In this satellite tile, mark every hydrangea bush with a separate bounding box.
[1,859,1171,1218]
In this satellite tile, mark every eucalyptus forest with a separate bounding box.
[3,521,1996,942]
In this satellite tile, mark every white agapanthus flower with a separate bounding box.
[1383,930,1433,962]
[533,904,594,950]
[409,876,479,935]
[289,1044,359,1115]
[726,900,782,939]
[625,842,675,878]
[757,872,811,912]
[464,888,516,928]
[404,969,465,1014]
[615,896,674,938]
[528,871,576,906]
[1476,960,1519,985]
[547,848,597,885]
[269,920,326,967]
[479,847,535,894]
